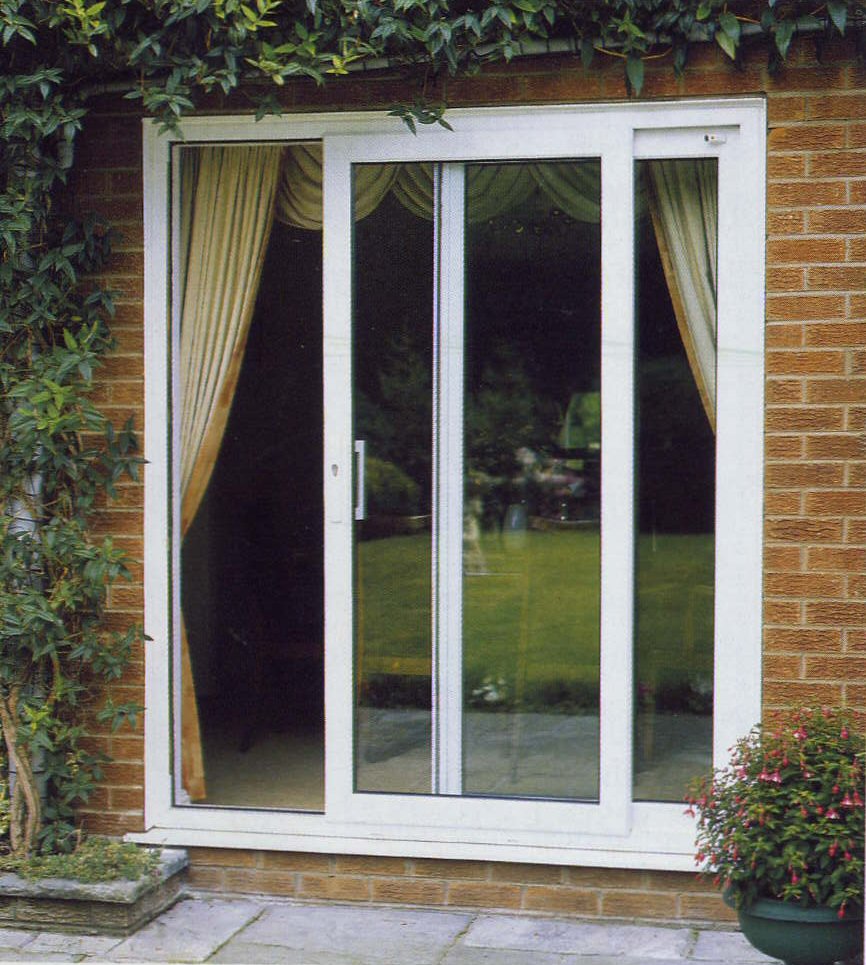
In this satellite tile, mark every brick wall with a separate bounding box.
[185,849,734,924]
[68,106,147,838]
[69,36,866,921]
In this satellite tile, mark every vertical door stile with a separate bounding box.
[437,162,466,797]
[322,139,355,813]
[431,164,441,794]
[598,134,635,834]
[169,146,188,806]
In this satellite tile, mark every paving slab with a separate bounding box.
[463,914,693,959]
[23,931,121,957]
[691,929,781,962]
[0,928,45,950]
[106,897,261,962]
[235,902,472,963]
[0,951,81,962]
[440,947,606,964]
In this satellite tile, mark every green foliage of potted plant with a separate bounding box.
[687,708,864,965]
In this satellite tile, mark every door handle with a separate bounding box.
[354,439,366,521]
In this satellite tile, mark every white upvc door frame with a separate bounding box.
[139,99,765,868]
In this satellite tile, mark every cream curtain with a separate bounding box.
[178,143,284,800]
[647,159,718,430]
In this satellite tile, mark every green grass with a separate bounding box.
[357,528,713,710]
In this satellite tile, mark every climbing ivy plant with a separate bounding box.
[0,0,864,859]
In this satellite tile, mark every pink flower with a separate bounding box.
[829,843,839,858]
[841,727,849,740]
[791,871,800,885]
[794,726,808,741]
[840,793,854,808]
[826,808,840,820]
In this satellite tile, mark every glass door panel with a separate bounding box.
[353,170,435,794]
[461,162,602,801]
[633,158,718,802]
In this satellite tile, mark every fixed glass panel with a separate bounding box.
[177,144,325,810]
[462,161,602,801]
[633,158,717,802]
[353,168,435,793]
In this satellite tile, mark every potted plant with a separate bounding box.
[686,707,864,965]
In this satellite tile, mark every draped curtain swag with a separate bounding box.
[178,143,718,798]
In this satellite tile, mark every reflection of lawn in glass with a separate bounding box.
[357,530,713,704]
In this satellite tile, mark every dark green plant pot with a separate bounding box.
[726,894,862,965]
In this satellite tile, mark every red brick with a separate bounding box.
[764,573,844,598]
[764,491,801,514]
[768,125,846,151]
[768,210,805,234]
[679,895,737,921]
[333,855,406,875]
[767,267,805,292]
[764,628,841,652]
[298,875,371,901]
[765,407,844,431]
[766,350,845,374]
[804,323,866,347]
[765,436,804,461]
[371,878,447,904]
[523,886,600,914]
[766,323,804,348]
[763,546,803,571]
[806,602,866,626]
[768,181,847,206]
[762,653,804,678]
[804,490,866,516]
[807,266,866,292]
[767,295,846,321]
[763,680,843,707]
[767,155,806,179]
[447,882,521,909]
[807,209,866,234]
[805,434,866,459]
[767,238,847,264]
[412,859,487,880]
[809,152,866,177]
[260,852,332,872]
[804,655,866,680]
[806,94,866,120]
[764,463,844,488]
[491,863,563,884]
[223,869,298,896]
[764,600,803,624]
[601,890,677,918]
[768,96,806,123]
[765,518,844,542]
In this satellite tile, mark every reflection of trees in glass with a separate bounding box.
[356,332,431,513]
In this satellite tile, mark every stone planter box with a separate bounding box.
[0,848,187,936]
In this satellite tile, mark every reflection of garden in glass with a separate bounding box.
[357,529,713,708]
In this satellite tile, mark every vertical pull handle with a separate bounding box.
[354,439,366,521]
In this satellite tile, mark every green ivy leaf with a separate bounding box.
[626,54,644,94]
[827,0,847,35]
[715,29,737,60]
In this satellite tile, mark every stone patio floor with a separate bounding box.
[0,893,800,963]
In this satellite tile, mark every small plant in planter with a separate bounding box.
[686,707,864,965]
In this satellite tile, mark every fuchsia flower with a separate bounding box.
[793,726,808,741]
